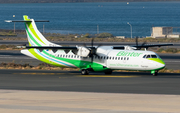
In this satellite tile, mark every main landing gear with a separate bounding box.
[81,69,89,75]
[81,69,113,75]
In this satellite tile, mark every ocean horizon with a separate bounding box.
[0,2,180,37]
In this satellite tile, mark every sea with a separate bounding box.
[0,2,180,37]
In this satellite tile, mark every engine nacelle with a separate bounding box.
[77,46,90,57]
[124,46,137,50]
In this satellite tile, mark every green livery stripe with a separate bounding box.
[147,58,165,65]
[42,50,108,71]
[27,22,46,45]
[28,49,68,68]
[25,25,41,46]
[29,49,108,71]
[43,50,88,68]
[23,15,45,46]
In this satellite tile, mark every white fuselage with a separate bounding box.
[21,46,165,71]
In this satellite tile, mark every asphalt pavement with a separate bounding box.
[0,69,180,95]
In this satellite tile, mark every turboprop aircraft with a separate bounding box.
[5,15,173,76]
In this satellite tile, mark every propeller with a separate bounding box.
[136,37,138,47]
[135,37,147,50]
[90,38,95,63]
[88,38,101,64]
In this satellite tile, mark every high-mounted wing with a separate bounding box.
[113,43,173,50]
[133,43,174,49]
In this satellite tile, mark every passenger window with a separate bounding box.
[124,57,126,60]
[118,57,120,60]
[112,57,114,60]
[109,57,111,60]
[115,57,117,60]
[127,57,129,60]
[107,56,109,59]
[121,57,123,60]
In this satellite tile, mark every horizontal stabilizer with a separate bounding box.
[5,20,49,23]
[25,46,77,50]
[17,46,78,50]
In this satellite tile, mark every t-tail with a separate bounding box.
[23,15,58,47]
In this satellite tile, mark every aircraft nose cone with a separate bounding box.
[156,58,165,69]
[158,63,165,69]
[148,58,165,70]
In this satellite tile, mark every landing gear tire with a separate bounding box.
[104,70,112,75]
[81,69,89,75]
[152,71,158,76]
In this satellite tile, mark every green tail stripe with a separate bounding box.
[25,24,41,46]
[27,22,46,45]
[28,49,67,67]
[23,15,45,46]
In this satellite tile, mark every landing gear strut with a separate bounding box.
[81,69,89,75]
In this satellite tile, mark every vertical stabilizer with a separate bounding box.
[23,15,58,46]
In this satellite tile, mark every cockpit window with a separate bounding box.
[143,55,146,58]
[146,55,151,58]
[151,55,157,58]
[143,54,158,58]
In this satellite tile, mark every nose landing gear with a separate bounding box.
[151,70,158,76]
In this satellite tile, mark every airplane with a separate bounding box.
[5,15,173,76]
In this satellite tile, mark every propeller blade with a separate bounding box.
[89,38,102,64]
[141,41,147,46]
[91,38,94,47]
[139,41,147,50]
[136,37,138,46]
[91,55,93,63]
[97,44,102,48]
[83,43,87,47]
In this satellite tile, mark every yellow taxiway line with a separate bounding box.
[77,75,140,78]
[14,73,140,78]
[13,73,76,75]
